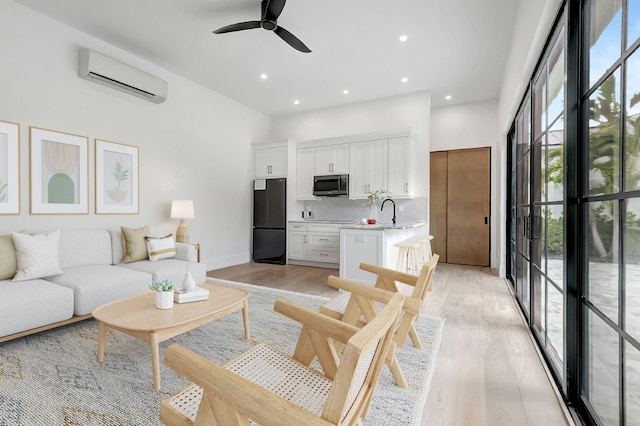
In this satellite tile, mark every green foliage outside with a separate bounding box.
[547,74,640,261]
[545,208,564,256]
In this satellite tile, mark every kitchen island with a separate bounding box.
[339,221,426,285]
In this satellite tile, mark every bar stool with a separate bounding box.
[407,234,434,266]
[394,239,422,275]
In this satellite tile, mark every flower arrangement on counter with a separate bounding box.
[365,188,390,206]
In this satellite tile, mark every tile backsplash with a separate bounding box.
[301,197,428,223]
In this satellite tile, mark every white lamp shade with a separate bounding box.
[171,200,194,219]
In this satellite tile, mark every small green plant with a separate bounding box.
[149,279,176,292]
[112,159,129,190]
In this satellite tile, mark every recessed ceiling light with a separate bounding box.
[401,77,408,83]
[399,35,408,42]
[260,73,268,79]
[293,100,300,105]
[445,95,452,100]
[343,89,349,95]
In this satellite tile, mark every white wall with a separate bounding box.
[0,2,271,269]
[431,100,498,151]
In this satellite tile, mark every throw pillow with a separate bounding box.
[11,230,64,281]
[145,234,177,262]
[0,230,28,280]
[121,225,150,263]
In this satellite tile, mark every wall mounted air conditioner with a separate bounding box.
[78,48,168,104]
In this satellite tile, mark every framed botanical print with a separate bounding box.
[0,120,20,215]
[30,127,88,214]
[95,139,139,214]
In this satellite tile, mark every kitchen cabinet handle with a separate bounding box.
[405,183,408,192]
[319,238,329,241]
[304,235,307,244]
[320,253,329,256]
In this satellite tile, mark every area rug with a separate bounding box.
[0,278,444,425]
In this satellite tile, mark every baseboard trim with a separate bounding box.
[204,253,251,271]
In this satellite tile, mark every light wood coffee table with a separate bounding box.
[92,282,249,390]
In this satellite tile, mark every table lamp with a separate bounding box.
[171,200,194,243]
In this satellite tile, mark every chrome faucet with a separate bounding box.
[381,198,396,225]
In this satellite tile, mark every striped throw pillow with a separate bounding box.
[145,234,176,262]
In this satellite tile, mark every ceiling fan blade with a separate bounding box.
[213,21,261,34]
[263,0,286,21]
[274,26,311,53]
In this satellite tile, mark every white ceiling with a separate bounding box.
[12,0,520,117]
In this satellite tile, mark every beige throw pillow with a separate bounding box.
[0,230,28,280]
[12,230,64,281]
[0,234,18,280]
[121,225,150,263]
[145,234,177,262]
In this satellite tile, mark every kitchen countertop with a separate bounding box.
[340,221,425,230]
[289,219,425,230]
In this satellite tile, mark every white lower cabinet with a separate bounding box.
[287,222,340,267]
[339,226,423,285]
[288,231,307,260]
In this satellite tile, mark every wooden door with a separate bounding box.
[429,152,448,261]
[430,147,490,266]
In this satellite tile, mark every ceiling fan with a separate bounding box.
[213,0,311,53]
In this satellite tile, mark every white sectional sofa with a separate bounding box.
[0,227,207,342]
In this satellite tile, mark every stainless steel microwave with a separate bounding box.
[313,174,349,196]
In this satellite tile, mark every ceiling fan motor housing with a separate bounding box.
[261,20,277,31]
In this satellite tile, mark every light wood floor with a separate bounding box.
[207,262,573,426]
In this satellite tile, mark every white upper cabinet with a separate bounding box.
[388,136,414,198]
[295,129,414,201]
[254,146,287,178]
[314,144,349,175]
[296,147,316,200]
[349,139,388,199]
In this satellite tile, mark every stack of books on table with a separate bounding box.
[174,286,209,303]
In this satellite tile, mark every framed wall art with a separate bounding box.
[95,139,139,214]
[30,126,88,214]
[0,120,20,215]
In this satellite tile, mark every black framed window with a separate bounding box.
[506,0,640,423]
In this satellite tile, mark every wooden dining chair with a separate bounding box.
[319,255,439,387]
[160,291,404,426]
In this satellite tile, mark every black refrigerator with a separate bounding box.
[252,178,286,264]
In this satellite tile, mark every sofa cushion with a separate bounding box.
[121,225,150,263]
[0,279,74,337]
[46,265,152,316]
[58,229,113,269]
[145,234,176,261]
[117,259,206,285]
[12,230,64,281]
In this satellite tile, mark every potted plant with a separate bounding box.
[364,188,390,224]
[150,279,177,309]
